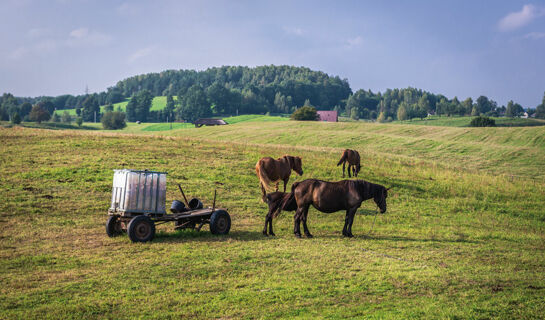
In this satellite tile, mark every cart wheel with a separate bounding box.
[127,216,155,243]
[106,215,123,237]
[210,210,231,235]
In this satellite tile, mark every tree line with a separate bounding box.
[1,65,545,124]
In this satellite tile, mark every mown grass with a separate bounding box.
[1,123,544,319]
[393,115,545,127]
[54,96,177,116]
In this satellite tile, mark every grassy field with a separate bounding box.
[1,121,544,319]
[54,96,176,116]
[393,115,545,127]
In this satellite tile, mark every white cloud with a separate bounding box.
[117,2,140,16]
[524,31,545,39]
[498,4,545,31]
[69,27,89,39]
[345,36,363,48]
[67,27,112,47]
[127,47,154,64]
[27,28,51,38]
[283,26,305,36]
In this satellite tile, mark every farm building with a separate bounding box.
[193,118,228,128]
[317,110,338,122]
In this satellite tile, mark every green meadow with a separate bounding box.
[1,120,544,319]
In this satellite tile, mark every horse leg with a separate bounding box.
[293,206,306,238]
[348,164,352,178]
[343,207,357,237]
[342,162,345,178]
[260,182,267,201]
[263,212,271,236]
[275,182,279,192]
[346,207,358,237]
[302,208,313,238]
[269,214,275,236]
[283,178,288,193]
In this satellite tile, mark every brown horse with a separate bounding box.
[255,155,303,200]
[262,192,297,236]
[337,149,361,178]
[288,179,389,238]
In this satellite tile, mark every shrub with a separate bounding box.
[61,111,72,124]
[51,113,60,123]
[76,117,83,127]
[101,111,127,130]
[11,112,21,124]
[470,116,496,127]
[291,106,318,121]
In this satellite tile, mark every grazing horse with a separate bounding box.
[255,155,303,200]
[337,149,361,178]
[288,179,389,238]
[262,192,297,236]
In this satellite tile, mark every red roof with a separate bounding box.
[317,111,338,122]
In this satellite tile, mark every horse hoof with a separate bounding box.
[305,233,313,238]
[270,232,276,236]
[263,232,268,237]
[294,233,302,238]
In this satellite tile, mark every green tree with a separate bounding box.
[28,104,51,123]
[81,95,100,122]
[104,104,114,112]
[177,85,210,122]
[471,106,479,116]
[291,106,318,121]
[505,100,524,117]
[76,117,83,127]
[126,90,153,122]
[462,97,473,115]
[101,111,127,130]
[397,104,408,120]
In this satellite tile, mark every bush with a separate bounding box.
[291,106,318,121]
[470,116,496,127]
[61,111,72,124]
[51,113,60,123]
[101,111,127,130]
[11,112,21,124]
[76,117,83,127]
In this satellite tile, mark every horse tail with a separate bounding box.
[256,161,273,201]
[277,182,299,216]
[337,150,347,166]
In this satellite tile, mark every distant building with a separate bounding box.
[317,111,338,122]
[193,118,227,128]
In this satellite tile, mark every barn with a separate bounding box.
[317,111,338,122]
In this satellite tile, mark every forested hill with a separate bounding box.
[2,65,544,123]
[112,65,351,113]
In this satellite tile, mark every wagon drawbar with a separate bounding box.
[106,169,231,242]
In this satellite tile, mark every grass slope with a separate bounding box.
[1,124,544,319]
[54,96,176,116]
[393,116,545,127]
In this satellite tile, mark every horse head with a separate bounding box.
[286,155,303,176]
[374,186,389,213]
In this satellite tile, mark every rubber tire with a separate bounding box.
[127,215,156,243]
[209,210,231,235]
[106,215,123,237]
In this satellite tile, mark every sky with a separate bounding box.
[1,0,544,107]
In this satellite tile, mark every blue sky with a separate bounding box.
[1,0,544,107]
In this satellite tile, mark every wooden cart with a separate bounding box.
[105,169,230,242]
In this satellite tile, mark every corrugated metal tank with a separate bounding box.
[110,169,167,214]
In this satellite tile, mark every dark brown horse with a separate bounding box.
[262,192,297,236]
[288,179,389,238]
[337,149,361,177]
[256,155,303,200]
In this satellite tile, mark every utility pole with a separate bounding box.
[94,111,96,123]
